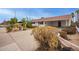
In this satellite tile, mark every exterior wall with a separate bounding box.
[32,22,38,26]
[45,21,58,26]
[61,20,66,27]
[32,20,71,27]
[45,20,67,27]
[66,18,71,26]
[32,22,45,27]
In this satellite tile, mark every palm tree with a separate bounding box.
[76,10,79,14]
[71,12,74,18]
[10,17,18,25]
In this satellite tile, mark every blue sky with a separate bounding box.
[0,8,78,23]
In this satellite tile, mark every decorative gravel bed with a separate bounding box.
[67,33,79,46]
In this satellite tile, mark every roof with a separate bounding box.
[32,15,72,22]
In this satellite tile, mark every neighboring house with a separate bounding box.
[32,15,72,27]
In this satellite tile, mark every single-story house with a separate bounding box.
[32,15,72,27]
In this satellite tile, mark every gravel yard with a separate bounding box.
[67,33,79,46]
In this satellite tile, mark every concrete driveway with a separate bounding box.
[0,28,39,51]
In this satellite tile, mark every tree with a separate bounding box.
[76,10,79,14]
[6,17,18,32]
[21,18,27,30]
[71,12,74,18]
[27,20,32,28]
[10,17,18,25]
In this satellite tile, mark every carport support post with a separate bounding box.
[69,19,71,26]
[66,20,68,26]
[66,20,71,26]
[43,21,46,26]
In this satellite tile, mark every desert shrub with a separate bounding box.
[59,31,69,40]
[27,20,33,28]
[21,18,27,30]
[71,27,76,34]
[6,26,12,32]
[6,17,20,32]
[22,24,26,30]
[12,24,19,31]
[76,21,79,27]
[70,23,76,27]
[62,26,76,34]
[13,23,19,28]
[32,26,61,51]
[6,23,20,32]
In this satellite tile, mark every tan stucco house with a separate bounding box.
[32,15,72,27]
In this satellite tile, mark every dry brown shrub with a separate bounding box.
[32,26,61,51]
[71,27,76,34]
[62,27,76,34]
[59,31,69,40]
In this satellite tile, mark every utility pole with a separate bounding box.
[26,16,28,21]
[14,10,16,18]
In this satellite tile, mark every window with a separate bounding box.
[32,22,35,24]
[38,22,43,24]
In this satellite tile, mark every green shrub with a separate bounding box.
[21,18,27,30]
[23,24,27,30]
[6,17,19,32]
[27,20,32,28]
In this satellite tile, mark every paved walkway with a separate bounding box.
[0,28,39,51]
